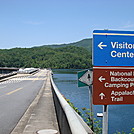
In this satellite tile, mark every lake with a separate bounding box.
[52,69,134,134]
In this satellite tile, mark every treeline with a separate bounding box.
[0,46,92,69]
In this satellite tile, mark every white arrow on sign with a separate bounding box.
[98,76,106,82]
[98,42,107,49]
[79,70,92,86]
[99,93,105,100]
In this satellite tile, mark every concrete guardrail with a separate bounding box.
[0,72,17,80]
[50,74,94,134]
[18,68,39,74]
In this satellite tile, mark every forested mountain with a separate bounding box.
[38,38,92,52]
[0,45,92,69]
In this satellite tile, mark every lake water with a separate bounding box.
[52,69,134,134]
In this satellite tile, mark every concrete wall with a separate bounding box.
[0,67,18,74]
[0,72,17,80]
[50,75,94,134]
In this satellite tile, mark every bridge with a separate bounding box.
[0,68,93,134]
[0,67,19,74]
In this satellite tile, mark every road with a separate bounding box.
[0,69,48,134]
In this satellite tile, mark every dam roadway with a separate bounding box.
[0,69,59,134]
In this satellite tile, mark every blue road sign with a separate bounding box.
[93,30,134,66]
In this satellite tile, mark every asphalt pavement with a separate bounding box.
[0,69,59,134]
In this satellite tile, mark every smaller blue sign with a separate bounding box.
[93,30,134,66]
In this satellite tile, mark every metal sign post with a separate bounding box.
[89,85,94,130]
[77,70,94,130]
[102,105,108,134]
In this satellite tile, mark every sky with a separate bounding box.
[0,0,134,49]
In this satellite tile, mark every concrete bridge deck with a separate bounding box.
[11,70,60,134]
[4,69,93,134]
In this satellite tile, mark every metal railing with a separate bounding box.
[50,75,94,134]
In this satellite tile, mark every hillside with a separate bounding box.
[0,46,92,69]
[0,38,92,69]
[39,38,92,52]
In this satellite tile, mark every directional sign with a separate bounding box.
[93,66,134,105]
[78,70,92,87]
[99,93,105,100]
[93,30,134,66]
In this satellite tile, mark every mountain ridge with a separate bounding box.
[38,38,92,52]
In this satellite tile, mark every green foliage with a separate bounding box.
[66,99,134,134]
[66,99,102,134]
[81,107,102,134]
[131,128,134,133]
[66,99,82,115]
[0,46,92,69]
[114,131,126,134]
[40,38,92,52]
[114,128,134,134]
